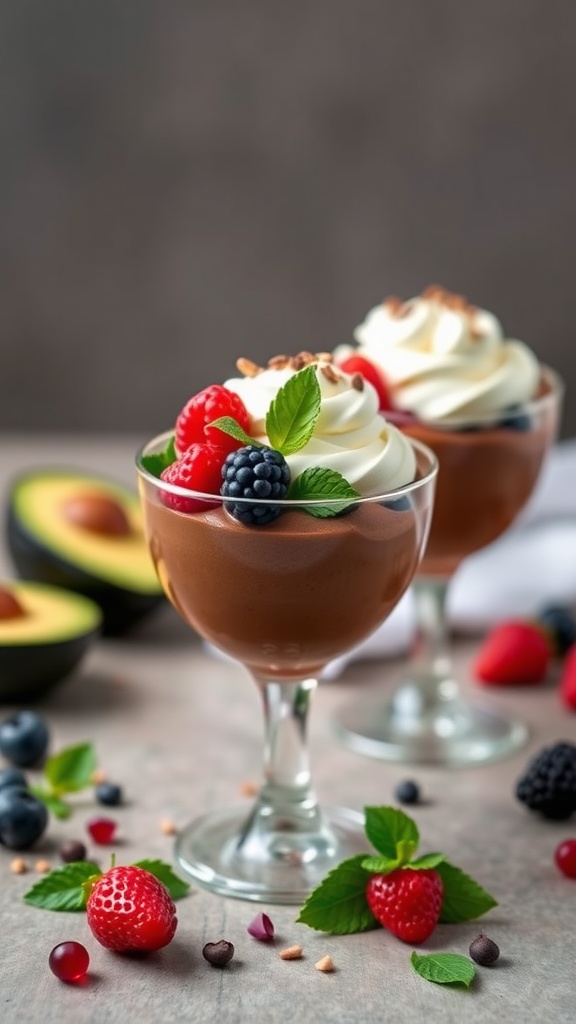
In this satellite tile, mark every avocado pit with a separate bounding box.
[61,493,132,538]
[0,587,26,621]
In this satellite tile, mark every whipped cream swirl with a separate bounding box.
[224,359,417,496]
[349,287,540,422]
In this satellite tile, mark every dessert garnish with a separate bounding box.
[247,911,275,941]
[516,742,576,819]
[554,838,576,878]
[560,645,576,710]
[59,839,87,863]
[468,933,500,966]
[538,604,576,656]
[87,816,117,844]
[0,710,49,767]
[86,864,178,952]
[315,954,335,972]
[410,951,476,987]
[29,740,98,820]
[297,806,497,942]
[49,940,90,982]
[95,781,123,806]
[473,620,551,686]
[278,944,303,960]
[202,939,235,968]
[393,779,420,805]
[23,856,189,912]
[0,785,48,849]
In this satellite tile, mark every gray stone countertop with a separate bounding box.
[0,436,574,1024]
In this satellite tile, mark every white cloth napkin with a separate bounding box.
[325,439,576,677]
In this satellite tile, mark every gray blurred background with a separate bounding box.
[1,1,575,438]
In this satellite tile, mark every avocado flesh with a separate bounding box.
[7,470,164,635]
[0,581,101,701]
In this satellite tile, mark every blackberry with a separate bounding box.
[221,446,290,525]
[538,605,576,657]
[516,741,576,820]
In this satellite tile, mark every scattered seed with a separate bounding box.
[35,859,51,874]
[10,857,28,874]
[91,768,107,785]
[279,945,303,960]
[469,933,500,966]
[159,818,178,836]
[59,839,87,863]
[239,780,258,797]
[202,940,235,968]
[315,955,335,973]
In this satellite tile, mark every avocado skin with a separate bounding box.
[7,509,163,636]
[0,633,99,701]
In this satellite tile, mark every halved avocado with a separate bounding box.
[0,580,102,701]
[6,470,164,635]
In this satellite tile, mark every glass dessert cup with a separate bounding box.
[136,433,437,903]
[335,367,563,767]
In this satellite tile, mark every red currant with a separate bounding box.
[338,354,394,412]
[87,816,117,844]
[49,941,90,982]
[554,838,576,878]
[175,385,251,455]
[160,444,227,513]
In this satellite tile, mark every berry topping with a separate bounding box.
[95,782,123,807]
[0,711,49,767]
[0,787,48,849]
[202,939,235,967]
[49,941,90,982]
[469,933,500,966]
[554,838,576,879]
[86,864,177,952]
[0,767,28,791]
[538,605,576,657]
[559,644,576,711]
[87,816,117,844]
[516,742,576,820]
[365,867,443,944]
[339,354,394,412]
[221,446,290,525]
[59,839,87,863]
[175,385,251,456]
[394,779,420,805]
[160,444,227,513]
[473,620,551,686]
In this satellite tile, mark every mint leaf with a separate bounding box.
[364,806,419,862]
[133,859,190,901]
[289,467,359,517]
[266,365,321,455]
[141,435,176,478]
[411,952,475,987]
[23,862,101,911]
[361,848,444,875]
[361,855,403,874]
[44,742,97,795]
[409,852,446,870]
[29,786,71,820]
[297,854,377,934]
[437,861,498,923]
[208,416,260,448]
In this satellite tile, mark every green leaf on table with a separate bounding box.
[410,952,476,987]
[289,467,359,517]
[44,742,97,795]
[23,862,101,911]
[29,785,71,819]
[296,854,378,934]
[437,861,498,923]
[207,416,260,448]
[133,859,191,901]
[364,806,420,862]
[266,364,321,455]
[141,434,177,477]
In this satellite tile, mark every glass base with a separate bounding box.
[334,679,529,766]
[174,804,366,903]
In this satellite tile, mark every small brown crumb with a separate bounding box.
[239,780,258,797]
[292,351,315,370]
[91,768,107,785]
[35,859,51,874]
[320,364,340,384]
[159,818,178,836]
[315,955,335,973]
[351,372,364,391]
[10,858,28,874]
[279,945,303,960]
[236,357,262,377]
[267,354,291,370]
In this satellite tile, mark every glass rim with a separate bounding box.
[136,432,439,508]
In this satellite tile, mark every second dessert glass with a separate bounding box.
[137,433,437,903]
[335,368,563,766]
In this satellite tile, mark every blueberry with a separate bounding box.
[384,496,412,512]
[95,782,123,806]
[499,405,532,431]
[0,767,28,791]
[538,605,576,657]
[0,787,48,848]
[394,779,420,805]
[0,711,49,767]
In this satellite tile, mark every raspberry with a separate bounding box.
[221,446,290,525]
[516,741,576,820]
[559,643,576,711]
[160,444,227,513]
[338,354,394,412]
[366,867,443,944]
[175,385,251,456]
[86,865,177,952]
[87,817,117,844]
[473,620,551,686]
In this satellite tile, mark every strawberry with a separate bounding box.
[473,620,551,686]
[160,443,227,513]
[559,643,576,710]
[86,865,177,953]
[366,867,443,944]
[175,384,251,456]
[338,354,394,412]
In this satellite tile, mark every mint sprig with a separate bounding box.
[288,467,359,516]
[266,364,321,454]
[297,805,497,934]
[23,858,190,911]
[30,742,97,819]
[141,434,176,477]
[411,951,476,987]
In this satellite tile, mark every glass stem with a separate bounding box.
[411,577,452,681]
